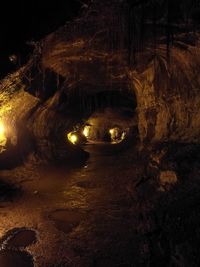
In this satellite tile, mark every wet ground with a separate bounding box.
[0,143,200,266]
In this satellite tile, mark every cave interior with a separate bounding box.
[0,0,200,266]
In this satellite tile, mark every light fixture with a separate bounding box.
[67,132,78,145]
[109,129,114,135]
[83,125,90,138]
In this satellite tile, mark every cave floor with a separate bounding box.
[0,144,200,266]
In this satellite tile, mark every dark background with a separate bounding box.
[0,0,200,78]
[0,0,81,78]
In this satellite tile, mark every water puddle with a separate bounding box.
[0,228,37,266]
[3,229,37,249]
[49,209,86,234]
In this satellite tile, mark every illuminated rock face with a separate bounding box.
[0,1,200,161]
[40,28,200,147]
[37,0,200,146]
[130,42,200,144]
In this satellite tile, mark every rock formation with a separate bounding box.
[0,0,199,163]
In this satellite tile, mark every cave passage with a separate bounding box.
[65,88,138,150]
[1,0,200,266]
[65,88,137,114]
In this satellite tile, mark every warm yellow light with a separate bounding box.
[67,132,78,145]
[0,122,5,136]
[109,127,123,143]
[109,129,114,135]
[0,121,7,148]
[71,135,77,144]
[83,126,90,138]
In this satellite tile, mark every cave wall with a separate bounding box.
[0,1,200,163]
[27,92,84,161]
[1,32,200,163]
[36,0,200,147]
[0,71,86,163]
[40,30,200,146]
[131,40,200,144]
[0,70,39,146]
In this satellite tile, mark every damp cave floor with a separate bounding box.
[0,144,200,266]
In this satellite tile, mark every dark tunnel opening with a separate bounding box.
[61,88,139,153]
[67,89,137,114]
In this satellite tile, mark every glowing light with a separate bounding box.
[67,132,78,145]
[121,131,126,140]
[71,135,77,144]
[0,122,5,136]
[109,127,125,143]
[0,121,7,148]
[83,126,90,138]
[109,129,114,135]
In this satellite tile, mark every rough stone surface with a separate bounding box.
[160,170,178,186]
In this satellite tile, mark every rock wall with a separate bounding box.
[0,72,86,163]
[0,70,39,146]
[0,1,200,164]
[131,37,200,144]
[40,29,200,146]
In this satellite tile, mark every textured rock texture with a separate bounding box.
[0,0,200,161]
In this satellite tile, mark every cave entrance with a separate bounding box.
[66,88,138,151]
